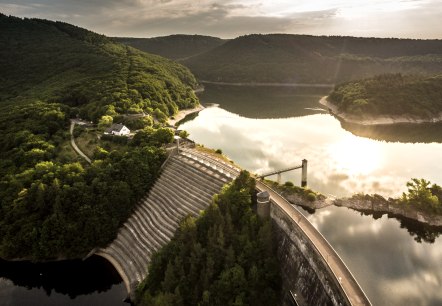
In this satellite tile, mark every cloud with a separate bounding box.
[0,0,441,38]
[98,1,301,37]
[307,205,442,305]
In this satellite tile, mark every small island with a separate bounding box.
[322,73,442,125]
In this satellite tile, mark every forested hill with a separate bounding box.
[328,74,442,118]
[0,14,199,120]
[181,34,442,84]
[0,15,199,261]
[114,35,226,60]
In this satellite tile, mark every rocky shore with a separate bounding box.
[271,182,442,227]
[333,195,442,227]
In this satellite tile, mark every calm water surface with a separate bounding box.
[181,85,442,305]
[184,85,442,197]
[0,256,127,306]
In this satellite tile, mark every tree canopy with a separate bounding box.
[0,15,199,122]
[182,34,442,84]
[0,15,199,260]
[115,35,226,60]
[400,178,442,214]
[136,171,282,306]
[328,74,442,118]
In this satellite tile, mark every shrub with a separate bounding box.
[178,130,189,138]
[307,192,317,202]
[284,181,294,187]
[73,125,85,137]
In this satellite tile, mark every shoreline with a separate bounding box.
[201,80,335,88]
[168,104,205,126]
[333,196,442,227]
[293,193,442,227]
[320,96,442,125]
[270,183,442,227]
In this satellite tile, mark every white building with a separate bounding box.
[104,123,130,136]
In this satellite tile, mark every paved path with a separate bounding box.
[69,120,92,164]
[256,181,371,306]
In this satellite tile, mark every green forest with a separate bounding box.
[115,35,225,61]
[327,74,442,118]
[400,178,442,215]
[0,14,198,260]
[0,14,199,121]
[179,34,442,84]
[136,171,281,306]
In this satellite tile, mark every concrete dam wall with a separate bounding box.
[96,148,240,297]
[257,182,371,306]
[273,204,348,306]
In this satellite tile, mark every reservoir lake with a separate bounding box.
[1,84,441,305]
[179,84,442,306]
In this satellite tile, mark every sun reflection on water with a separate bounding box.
[327,135,383,176]
[181,106,442,197]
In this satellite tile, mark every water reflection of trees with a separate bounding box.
[398,217,441,243]
[198,84,331,119]
[340,121,442,144]
[357,210,442,243]
[176,111,200,126]
[0,256,121,298]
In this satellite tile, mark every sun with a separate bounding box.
[327,135,383,176]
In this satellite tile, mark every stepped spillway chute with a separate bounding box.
[96,149,240,297]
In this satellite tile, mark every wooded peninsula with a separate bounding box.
[326,74,442,123]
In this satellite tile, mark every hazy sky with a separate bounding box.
[1,0,441,39]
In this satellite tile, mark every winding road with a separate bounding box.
[69,120,92,164]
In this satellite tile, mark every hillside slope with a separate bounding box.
[0,14,199,260]
[0,14,199,120]
[114,34,226,60]
[182,34,442,84]
[327,73,442,118]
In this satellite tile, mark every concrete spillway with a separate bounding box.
[96,148,240,297]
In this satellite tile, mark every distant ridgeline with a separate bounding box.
[327,74,442,118]
[0,14,199,260]
[0,14,199,119]
[166,34,442,84]
[114,35,226,60]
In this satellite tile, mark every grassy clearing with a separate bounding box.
[264,179,324,202]
[195,144,241,167]
[75,127,131,158]
[99,139,130,155]
[75,128,99,158]
[56,139,82,163]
